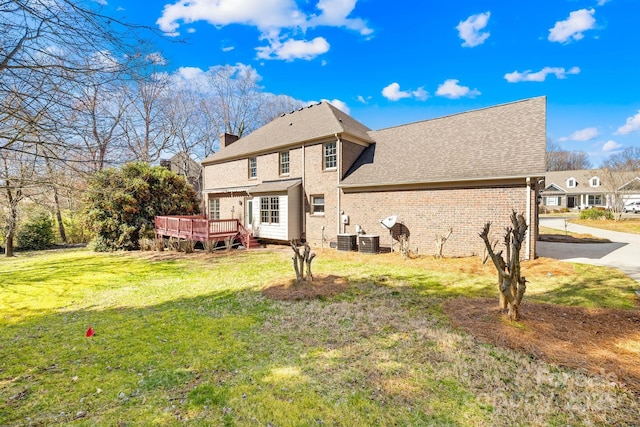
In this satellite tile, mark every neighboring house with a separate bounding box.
[201,97,546,259]
[541,169,640,211]
[161,152,203,195]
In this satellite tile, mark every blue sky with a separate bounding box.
[108,0,640,166]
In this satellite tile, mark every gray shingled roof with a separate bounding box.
[543,169,640,194]
[202,102,373,165]
[249,178,302,194]
[341,97,547,187]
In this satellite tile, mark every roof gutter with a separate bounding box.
[338,173,546,189]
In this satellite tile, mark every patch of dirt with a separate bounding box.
[538,234,611,243]
[262,275,350,301]
[444,298,640,393]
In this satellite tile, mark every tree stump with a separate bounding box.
[479,211,528,321]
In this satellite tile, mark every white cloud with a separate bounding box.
[616,110,640,135]
[381,83,429,102]
[157,0,303,35]
[357,95,371,104]
[308,0,373,36]
[597,0,610,5]
[456,12,490,47]
[504,66,580,83]
[381,82,411,101]
[570,127,599,141]
[412,87,429,101]
[435,79,480,99]
[322,98,350,114]
[156,0,372,60]
[602,140,622,152]
[146,52,167,66]
[548,9,596,43]
[256,37,330,61]
[176,66,205,81]
[222,46,235,52]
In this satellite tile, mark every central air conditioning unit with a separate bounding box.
[359,235,379,254]
[336,233,357,251]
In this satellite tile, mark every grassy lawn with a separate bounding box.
[570,217,640,234]
[1,248,639,426]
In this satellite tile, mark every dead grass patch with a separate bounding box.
[262,275,350,301]
[444,298,640,393]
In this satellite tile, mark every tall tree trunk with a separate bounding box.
[53,189,67,243]
[5,206,17,257]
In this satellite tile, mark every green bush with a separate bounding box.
[59,210,92,244]
[16,212,54,250]
[84,162,200,251]
[580,208,614,220]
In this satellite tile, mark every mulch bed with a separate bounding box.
[262,275,350,301]
[444,298,640,393]
[538,234,611,243]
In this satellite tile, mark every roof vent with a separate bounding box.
[289,122,293,126]
[280,113,286,117]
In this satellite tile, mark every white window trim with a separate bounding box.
[249,157,257,179]
[279,151,290,176]
[590,176,600,187]
[566,177,576,188]
[323,142,337,170]
[310,194,325,216]
[209,198,220,220]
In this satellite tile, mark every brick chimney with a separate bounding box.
[220,133,239,148]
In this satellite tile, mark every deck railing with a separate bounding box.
[155,216,240,242]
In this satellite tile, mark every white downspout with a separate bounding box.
[301,143,306,238]
[526,177,531,260]
[335,133,342,236]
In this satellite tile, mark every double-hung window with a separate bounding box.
[249,157,257,179]
[209,198,220,220]
[310,195,325,215]
[260,197,279,224]
[280,151,290,175]
[324,142,337,169]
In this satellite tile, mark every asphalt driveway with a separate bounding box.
[538,217,640,284]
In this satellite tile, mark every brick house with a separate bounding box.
[201,97,546,259]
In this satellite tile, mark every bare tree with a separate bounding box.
[0,139,47,257]
[479,211,528,321]
[434,227,453,258]
[67,78,130,173]
[1,0,149,157]
[121,68,178,163]
[291,240,316,284]
[546,141,592,171]
[603,147,640,171]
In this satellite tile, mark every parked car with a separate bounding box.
[623,201,640,213]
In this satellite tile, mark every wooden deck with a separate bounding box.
[154,216,260,248]
[155,216,240,241]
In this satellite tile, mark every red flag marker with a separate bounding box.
[85,327,95,338]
